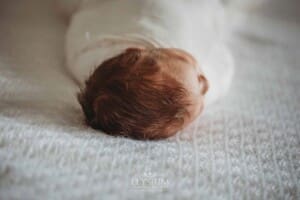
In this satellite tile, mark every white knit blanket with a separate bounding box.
[0,0,299,199]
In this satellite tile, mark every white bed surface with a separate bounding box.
[0,0,299,199]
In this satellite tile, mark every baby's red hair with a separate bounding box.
[77,48,195,139]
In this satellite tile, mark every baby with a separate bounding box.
[58,0,236,139]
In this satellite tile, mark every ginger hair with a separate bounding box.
[77,48,197,139]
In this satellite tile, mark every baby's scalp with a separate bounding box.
[78,48,207,139]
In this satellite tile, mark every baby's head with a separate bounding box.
[78,48,208,139]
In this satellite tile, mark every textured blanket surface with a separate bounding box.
[0,0,299,199]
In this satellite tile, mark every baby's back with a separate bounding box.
[65,0,197,84]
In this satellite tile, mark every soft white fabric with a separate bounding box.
[0,0,299,199]
[64,0,233,105]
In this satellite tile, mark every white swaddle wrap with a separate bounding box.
[64,0,234,105]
